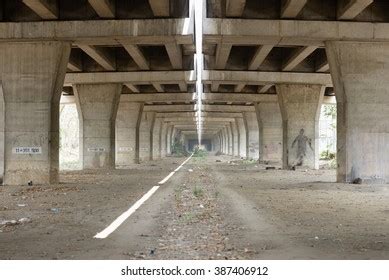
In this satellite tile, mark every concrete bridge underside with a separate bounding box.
[0,0,387,184]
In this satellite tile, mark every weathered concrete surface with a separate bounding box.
[326,41,389,184]
[243,112,260,160]
[115,101,143,167]
[0,41,70,185]
[256,102,283,163]
[235,117,247,158]
[226,125,233,155]
[152,118,162,160]
[160,121,168,158]
[0,85,5,182]
[277,84,324,169]
[139,112,155,162]
[231,121,239,157]
[74,83,121,169]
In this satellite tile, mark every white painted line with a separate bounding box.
[94,186,160,239]
[158,171,176,185]
[94,154,193,239]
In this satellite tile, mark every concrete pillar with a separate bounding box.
[74,83,121,169]
[231,121,239,157]
[160,121,167,158]
[0,89,4,183]
[152,117,162,160]
[0,42,70,185]
[277,84,324,170]
[243,111,261,160]
[255,102,283,164]
[139,112,155,162]
[226,125,233,155]
[115,102,143,167]
[326,41,389,183]
[222,128,228,154]
[235,117,247,158]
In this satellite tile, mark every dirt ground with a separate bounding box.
[0,154,388,260]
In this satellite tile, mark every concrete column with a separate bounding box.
[222,128,228,154]
[326,41,389,183]
[152,117,162,160]
[243,111,261,160]
[166,125,173,155]
[139,111,155,162]
[0,89,4,183]
[235,117,247,158]
[74,83,121,169]
[231,121,239,157]
[115,102,143,167]
[160,121,167,158]
[226,125,233,155]
[0,42,70,185]
[277,84,324,170]
[255,102,283,164]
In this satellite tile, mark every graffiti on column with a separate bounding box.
[291,129,313,166]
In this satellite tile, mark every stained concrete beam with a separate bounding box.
[152,83,164,92]
[203,19,389,46]
[165,43,183,69]
[282,46,318,71]
[203,93,277,102]
[64,71,196,86]
[67,60,82,72]
[316,61,330,73]
[211,82,220,92]
[121,93,193,102]
[178,82,187,92]
[0,19,194,43]
[215,44,232,69]
[203,70,332,86]
[148,0,170,17]
[88,0,115,18]
[234,83,245,92]
[143,105,195,112]
[338,0,373,20]
[22,0,58,19]
[281,0,308,18]
[258,84,273,93]
[124,83,140,93]
[200,105,255,112]
[78,45,115,71]
[248,45,274,70]
[121,44,149,70]
[226,0,246,17]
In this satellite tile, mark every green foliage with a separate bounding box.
[320,150,336,160]
[193,186,204,198]
[171,138,189,157]
[193,147,207,158]
[323,104,337,119]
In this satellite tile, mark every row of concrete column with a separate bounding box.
[0,41,387,185]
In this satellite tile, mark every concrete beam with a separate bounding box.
[65,71,196,86]
[203,93,277,103]
[22,0,58,19]
[0,19,193,44]
[215,44,232,69]
[203,19,389,46]
[338,0,373,20]
[211,82,220,92]
[148,0,170,17]
[282,46,318,71]
[281,0,308,18]
[144,105,195,112]
[67,60,82,72]
[152,83,164,92]
[178,82,187,92]
[226,0,246,17]
[120,93,193,102]
[258,84,273,93]
[201,105,255,112]
[88,0,115,18]
[165,43,183,69]
[78,45,115,71]
[234,83,246,92]
[121,44,149,70]
[124,83,140,93]
[203,70,332,86]
[316,61,330,73]
[248,45,274,70]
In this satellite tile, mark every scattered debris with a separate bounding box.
[188,169,193,172]
[266,167,276,170]
[50,208,60,214]
[216,160,222,162]
[352,178,363,184]
[28,181,33,186]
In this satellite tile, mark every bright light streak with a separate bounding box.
[194,0,203,145]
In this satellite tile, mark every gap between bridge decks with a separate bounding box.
[94,154,193,239]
